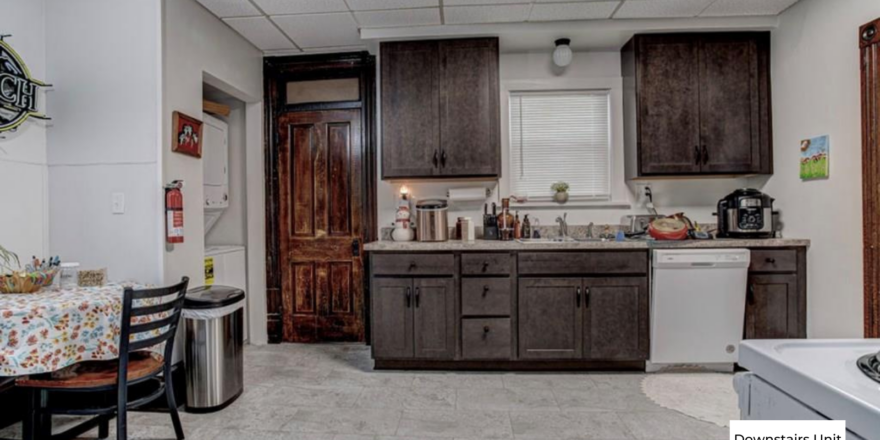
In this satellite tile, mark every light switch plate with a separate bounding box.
[112,193,125,214]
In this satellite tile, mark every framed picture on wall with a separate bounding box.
[172,111,203,158]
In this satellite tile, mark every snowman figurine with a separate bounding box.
[391,197,415,242]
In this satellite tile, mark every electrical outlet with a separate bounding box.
[634,183,653,206]
[112,193,125,214]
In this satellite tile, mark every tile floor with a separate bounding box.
[1,344,730,440]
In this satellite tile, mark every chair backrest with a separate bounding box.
[118,277,189,380]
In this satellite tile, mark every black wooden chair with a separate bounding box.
[16,277,190,440]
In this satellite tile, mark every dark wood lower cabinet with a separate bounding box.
[413,278,455,360]
[518,278,583,360]
[584,277,649,361]
[745,273,800,339]
[371,277,454,360]
[371,278,413,359]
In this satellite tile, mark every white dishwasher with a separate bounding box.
[648,248,750,372]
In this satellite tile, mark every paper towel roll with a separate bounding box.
[447,187,489,202]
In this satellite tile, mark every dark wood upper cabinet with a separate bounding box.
[622,32,773,177]
[381,38,500,179]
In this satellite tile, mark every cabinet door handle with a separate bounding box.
[482,261,490,272]
[405,287,412,308]
[576,287,582,308]
[483,285,490,297]
[409,261,417,271]
[766,258,776,264]
[415,287,420,308]
[747,285,755,305]
[433,149,439,168]
[440,150,447,168]
[695,146,701,165]
[585,287,591,308]
[702,145,709,165]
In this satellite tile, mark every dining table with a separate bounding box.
[0,283,162,378]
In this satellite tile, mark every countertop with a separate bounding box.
[364,237,810,252]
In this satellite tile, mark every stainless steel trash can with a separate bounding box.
[182,285,245,412]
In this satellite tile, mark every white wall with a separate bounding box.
[46,0,163,284]
[162,0,266,343]
[0,0,49,263]
[377,50,752,233]
[765,0,880,338]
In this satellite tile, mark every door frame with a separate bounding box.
[264,52,378,343]
[862,18,880,338]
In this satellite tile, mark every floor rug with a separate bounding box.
[641,372,740,427]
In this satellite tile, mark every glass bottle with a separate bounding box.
[497,198,515,241]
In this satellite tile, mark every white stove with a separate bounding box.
[736,339,880,440]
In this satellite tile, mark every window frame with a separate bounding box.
[500,77,629,209]
[508,89,613,202]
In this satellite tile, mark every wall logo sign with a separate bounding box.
[0,35,50,133]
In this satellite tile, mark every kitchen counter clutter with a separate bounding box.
[365,237,809,252]
[366,237,808,371]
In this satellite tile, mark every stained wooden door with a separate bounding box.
[278,109,364,342]
[439,38,500,177]
[745,274,798,339]
[699,34,762,173]
[861,18,880,338]
[583,277,649,361]
[413,278,455,360]
[371,278,413,359]
[381,41,440,178]
[637,35,702,175]
[518,278,583,360]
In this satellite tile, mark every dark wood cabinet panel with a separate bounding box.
[381,41,440,178]
[462,318,511,360]
[371,253,454,276]
[380,38,500,179]
[699,34,762,173]
[634,35,702,174]
[583,277,649,361]
[623,32,773,177]
[461,253,511,276]
[439,38,500,177]
[518,278,583,360]
[413,278,455,360]
[745,273,799,339]
[371,278,413,359]
[518,251,648,276]
[461,278,511,317]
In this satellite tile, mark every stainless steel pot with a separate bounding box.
[416,199,449,242]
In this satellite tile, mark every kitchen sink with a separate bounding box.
[516,237,609,244]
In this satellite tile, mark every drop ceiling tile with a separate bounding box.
[444,0,529,5]
[614,0,714,19]
[700,0,800,17]
[346,0,439,11]
[224,16,298,50]
[272,13,362,48]
[252,0,348,15]
[530,1,619,21]
[196,0,262,18]
[355,8,441,27]
[444,4,531,24]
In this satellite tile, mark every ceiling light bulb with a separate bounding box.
[553,38,572,67]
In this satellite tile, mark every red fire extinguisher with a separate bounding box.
[165,180,184,244]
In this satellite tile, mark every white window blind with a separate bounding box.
[509,91,611,200]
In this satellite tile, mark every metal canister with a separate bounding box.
[416,199,449,242]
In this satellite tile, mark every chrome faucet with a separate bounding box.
[586,222,595,239]
[555,213,569,239]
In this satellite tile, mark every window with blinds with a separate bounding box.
[509,91,611,201]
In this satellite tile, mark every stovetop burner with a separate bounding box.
[858,351,880,384]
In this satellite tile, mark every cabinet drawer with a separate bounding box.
[462,318,511,360]
[462,278,511,316]
[518,252,648,275]
[372,254,454,276]
[749,250,797,273]
[462,253,511,276]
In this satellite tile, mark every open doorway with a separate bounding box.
[264,53,377,343]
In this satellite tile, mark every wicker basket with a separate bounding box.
[1,268,58,294]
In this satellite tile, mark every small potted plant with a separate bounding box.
[551,182,570,204]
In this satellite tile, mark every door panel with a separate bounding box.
[439,38,500,177]
[381,41,440,178]
[700,34,761,173]
[278,110,364,342]
[745,274,798,339]
[637,36,701,174]
[371,278,413,359]
[518,278,583,360]
[413,278,455,360]
[583,277,649,361]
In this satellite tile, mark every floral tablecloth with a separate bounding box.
[0,283,163,377]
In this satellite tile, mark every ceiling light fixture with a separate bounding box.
[553,38,572,67]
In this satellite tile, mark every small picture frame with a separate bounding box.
[800,135,830,180]
[172,111,203,158]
